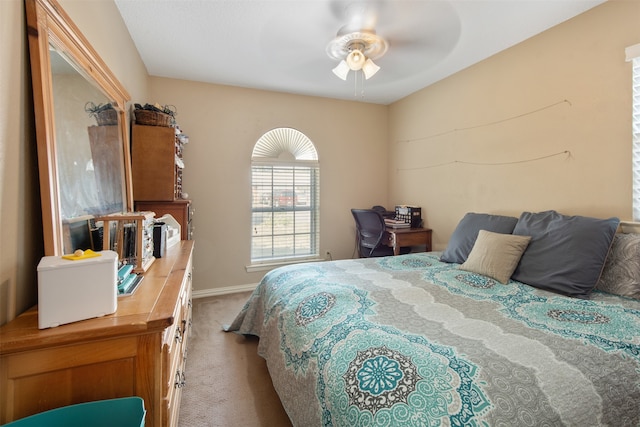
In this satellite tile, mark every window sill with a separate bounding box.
[245,256,326,273]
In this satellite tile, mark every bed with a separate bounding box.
[226,211,640,426]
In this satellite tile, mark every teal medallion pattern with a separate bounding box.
[546,308,610,324]
[418,254,640,359]
[323,329,490,427]
[345,346,420,413]
[249,259,492,426]
[227,253,640,426]
[378,255,436,271]
[296,292,337,326]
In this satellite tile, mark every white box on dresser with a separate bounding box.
[37,250,118,329]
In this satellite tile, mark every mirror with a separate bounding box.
[26,0,132,256]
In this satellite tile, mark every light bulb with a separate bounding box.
[346,49,365,70]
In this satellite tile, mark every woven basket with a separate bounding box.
[134,109,172,127]
[95,108,118,126]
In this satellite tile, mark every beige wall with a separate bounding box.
[389,0,638,250]
[0,0,41,324]
[58,0,150,109]
[148,78,389,292]
[3,0,638,319]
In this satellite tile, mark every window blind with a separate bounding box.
[251,164,320,262]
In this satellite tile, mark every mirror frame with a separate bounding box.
[25,0,133,256]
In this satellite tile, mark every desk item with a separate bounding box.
[153,222,167,258]
[117,264,143,296]
[61,249,101,261]
[384,218,410,228]
[37,250,118,329]
[395,205,422,228]
[135,200,192,241]
[156,214,181,247]
[96,211,155,273]
[384,227,432,255]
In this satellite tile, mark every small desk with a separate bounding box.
[384,227,432,255]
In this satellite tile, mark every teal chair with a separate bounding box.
[2,397,145,427]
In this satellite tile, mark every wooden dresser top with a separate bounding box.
[0,241,194,355]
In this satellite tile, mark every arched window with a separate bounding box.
[250,128,320,265]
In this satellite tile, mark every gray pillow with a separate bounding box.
[440,213,519,264]
[596,233,640,300]
[512,210,619,299]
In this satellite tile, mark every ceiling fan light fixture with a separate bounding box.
[327,31,388,81]
[362,58,380,79]
[346,49,365,70]
[332,60,350,80]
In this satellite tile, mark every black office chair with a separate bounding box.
[352,209,410,258]
[371,205,395,219]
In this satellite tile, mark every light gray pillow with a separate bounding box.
[440,213,519,264]
[596,233,640,300]
[460,230,532,284]
[512,210,619,299]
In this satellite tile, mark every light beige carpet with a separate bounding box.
[178,292,292,427]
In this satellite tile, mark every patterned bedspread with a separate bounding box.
[226,253,640,426]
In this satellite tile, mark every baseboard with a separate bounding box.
[192,283,258,299]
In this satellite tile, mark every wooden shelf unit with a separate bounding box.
[131,124,184,201]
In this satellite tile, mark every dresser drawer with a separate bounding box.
[161,256,192,426]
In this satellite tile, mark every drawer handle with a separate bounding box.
[181,319,187,335]
[174,370,186,388]
[175,328,183,343]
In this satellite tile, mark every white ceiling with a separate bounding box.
[114,0,606,105]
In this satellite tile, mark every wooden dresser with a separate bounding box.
[0,240,194,427]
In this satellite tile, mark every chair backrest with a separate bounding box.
[371,205,395,219]
[351,209,386,256]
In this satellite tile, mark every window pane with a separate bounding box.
[250,161,319,262]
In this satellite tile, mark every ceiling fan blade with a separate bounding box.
[330,0,387,34]
[376,0,460,40]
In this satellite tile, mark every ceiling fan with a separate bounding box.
[257,0,461,100]
[325,2,389,81]
[327,30,387,80]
